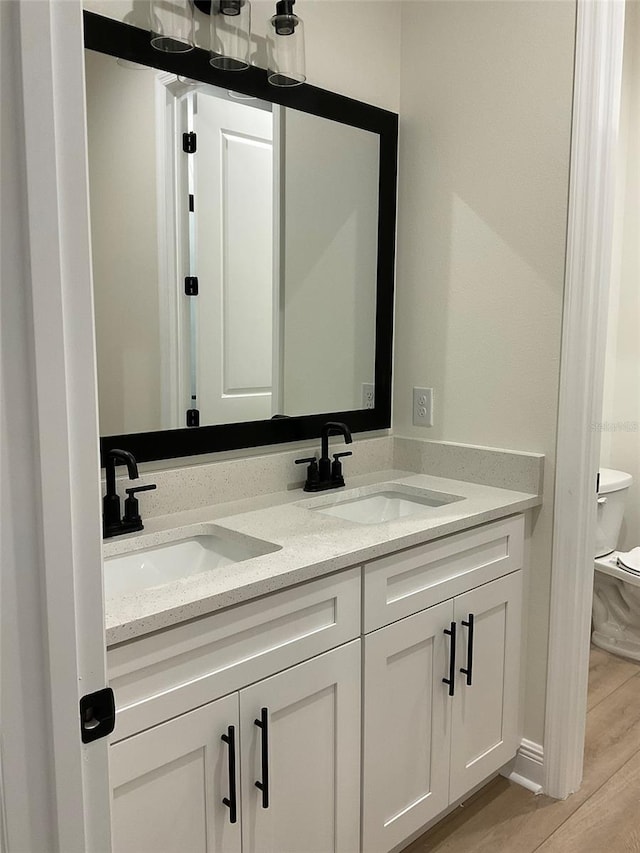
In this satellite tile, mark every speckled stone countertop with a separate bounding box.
[103,469,541,646]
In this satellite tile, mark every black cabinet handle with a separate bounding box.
[460,613,475,686]
[221,725,237,824]
[254,707,269,809]
[442,621,456,697]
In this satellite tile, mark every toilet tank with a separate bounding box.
[595,468,633,557]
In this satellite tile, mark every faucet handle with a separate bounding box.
[331,451,352,483]
[295,456,316,466]
[295,456,320,490]
[125,484,157,497]
[123,483,157,526]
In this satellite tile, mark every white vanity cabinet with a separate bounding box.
[107,571,362,853]
[109,642,361,853]
[361,517,524,853]
[106,513,526,853]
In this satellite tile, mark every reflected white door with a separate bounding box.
[194,95,274,424]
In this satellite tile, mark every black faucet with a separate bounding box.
[103,449,156,538]
[295,421,353,492]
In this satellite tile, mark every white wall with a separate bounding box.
[282,110,378,415]
[85,49,163,435]
[601,0,640,551]
[0,2,56,849]
[394,1,576,745]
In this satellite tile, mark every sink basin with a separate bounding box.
[310,488,464,525]
[104,531,280,598]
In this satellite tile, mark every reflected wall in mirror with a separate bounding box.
[83,10,397,463]
[86,48,379,437]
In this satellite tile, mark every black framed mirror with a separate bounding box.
[84,11,397,465]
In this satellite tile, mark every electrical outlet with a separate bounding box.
[362,383,375,409]
[413,387,433,427]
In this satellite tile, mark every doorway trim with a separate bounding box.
[544,0,625,798]
[19,1,112,847]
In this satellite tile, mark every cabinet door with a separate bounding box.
[240,641,361,853]
[362,600,454,853]
[450,570,522,802]
[110,692,241,853]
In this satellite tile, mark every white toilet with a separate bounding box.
[592,467,640,661]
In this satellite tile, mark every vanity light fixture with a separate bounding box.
[268,0,306,87]
[220,0,242,13]
[210,0,251,71]
[150,0,195,53]
[191,0,252,71]
[153,0,307,84]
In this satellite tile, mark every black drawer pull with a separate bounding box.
[460,614,475,686]
[221,725,237,824]
[254,707,269,809]
[442,621,456,697]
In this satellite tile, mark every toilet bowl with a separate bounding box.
[593,553,640,661]
[592,468,640,660]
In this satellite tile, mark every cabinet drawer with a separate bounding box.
[108,568,360,742]
[363,515,524,631]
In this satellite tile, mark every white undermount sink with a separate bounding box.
[104,530,280,598]
[309,487,465,524]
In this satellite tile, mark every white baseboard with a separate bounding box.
[501,738,544,794]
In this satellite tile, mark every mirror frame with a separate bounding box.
[84,11,398,465]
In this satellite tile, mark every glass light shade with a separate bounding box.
[150,0,195,53]
[210,0,251,72]
[268,11,305,87]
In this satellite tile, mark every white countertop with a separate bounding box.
[103,470,540,646]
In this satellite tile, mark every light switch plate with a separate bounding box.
[413,387,433,427]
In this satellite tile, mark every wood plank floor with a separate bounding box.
[403,646,640,853]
